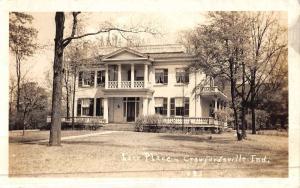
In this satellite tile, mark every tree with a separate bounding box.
[19,82,48,135]
[9,12,38,126]
[182,12,249,140]
[49,12,158,146]
[245,12,287,134]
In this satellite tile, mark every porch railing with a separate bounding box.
[47,116,106,124]
[121,81,131,88]
[107,81,145,89]
[108,81,118,88]
[201,86,219,92]
[161,117,224,127]
[134,81,144,88]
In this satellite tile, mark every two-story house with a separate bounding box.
[74,44,227,124]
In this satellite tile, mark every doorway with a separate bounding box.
[127,101,135,122]
[123,97,140,122]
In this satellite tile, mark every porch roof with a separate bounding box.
[102,89,154,98]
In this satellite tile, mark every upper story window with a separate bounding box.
[78,71,94,87]
[176,68,189,84]
[155,69,168,84]
[97,70,105,87]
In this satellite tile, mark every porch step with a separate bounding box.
[102,123,135,131]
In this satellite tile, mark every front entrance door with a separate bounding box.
[127,101,135,122]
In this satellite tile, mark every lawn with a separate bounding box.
[9,130,288,178]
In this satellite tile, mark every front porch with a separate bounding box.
[49,116,227,131]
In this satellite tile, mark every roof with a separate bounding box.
[72,44,195,64]
[96,44,186,56]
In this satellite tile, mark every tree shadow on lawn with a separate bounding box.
[158,135,233,144]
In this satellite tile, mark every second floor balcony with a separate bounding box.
[200,86,227,101]
[78,63,150,90]
[107,80,148,89]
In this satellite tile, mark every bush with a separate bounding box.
[246,110,270,130]
[215,110,227,122]
[135,114,162,132]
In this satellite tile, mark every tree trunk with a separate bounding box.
[22,111,26,136]
[229,60,241,141]
[16,55,21,130]
[66,82,70,119]
[49,12,65,146]
[71,67,77,130]
[241,62,246,138]
[250,69,256,134]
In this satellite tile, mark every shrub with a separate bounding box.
[135,114,162,132]
[215,110,227,122]
[246,110,270,130]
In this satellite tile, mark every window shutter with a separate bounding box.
[97,71,100,85]
[96,98,103,116]
[170,98,175,116]
[184,97,189,117]
[78,72,83,87]
[163,69,168,84]
[89,98,94,116]
[90,71,95,86]
[185,72,189,83]
[77,99,81,116]
[163,98,168,115]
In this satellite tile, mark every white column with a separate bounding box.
[105,64,108,89]
[94,70,97,88]
[131,64,134,88]
[144,64,148,88]
[143,97,148,115]
[103,98,108,123]
[214,98,218,119]
[118,64,121,88]
[167,97,170,117]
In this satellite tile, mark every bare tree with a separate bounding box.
[245,12,287,134]
[9,12,38,129]
[49,12,158,146]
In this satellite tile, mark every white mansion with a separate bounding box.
[74,44,227,124]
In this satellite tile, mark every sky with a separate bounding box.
[9,11,287,87]
[9,12,206,86]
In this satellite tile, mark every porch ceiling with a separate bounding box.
[200,92,228,101]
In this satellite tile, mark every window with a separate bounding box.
[78,71,95,87]
[77,98,94,116]
[176,69,189,83]
[155,69,168,84]
[97,70,105,87]
[170,97,189,117]
[154,98,167,115]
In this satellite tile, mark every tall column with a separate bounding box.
[214,98,218,119]
[103,98,108,123]
[94,70,97,88]
[143,97,148,115]
[105,64,108,89]
[149,97,155,115]
[144,64,148,88]
[131,64,134,88]
[118,64,121,88]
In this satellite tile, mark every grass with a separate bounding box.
[9,130,288,178]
